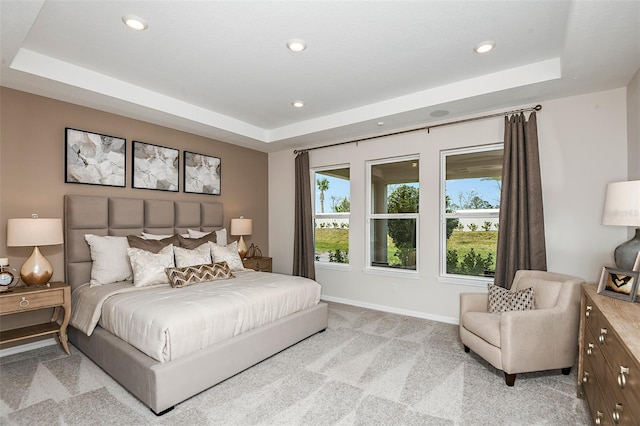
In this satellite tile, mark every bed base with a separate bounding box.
[69,302,328,414]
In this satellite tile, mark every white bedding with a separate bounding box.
[70,270,321,363]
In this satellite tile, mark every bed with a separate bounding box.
[64,194,328,415]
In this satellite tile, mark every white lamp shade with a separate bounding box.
[230,217,252,236]
[602,181,640,226]
[7,217,64,247]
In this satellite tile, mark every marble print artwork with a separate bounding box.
[184,151,221,195]
[65,128,126,187]
[133,141,179,191]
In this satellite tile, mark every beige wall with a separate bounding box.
[0,88,268,337]
[269,88,630,323]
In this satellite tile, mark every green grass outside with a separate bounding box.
[315,228,498,268]
[315,228,349,253]
[448,230,498,268]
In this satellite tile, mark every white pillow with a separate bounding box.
[142,232,188,239]
[84,234,132,286]
[189,228,227,246]
[216,228,228,246]
[141,232,172,240]
[174,243,212,267]
[128,244,175,287]
[209,241,245,271]
[187,229,210,238]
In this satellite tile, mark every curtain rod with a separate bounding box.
[293,104,542,154]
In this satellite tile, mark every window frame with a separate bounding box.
[440,143,502,285]
[312,164,351,270]
[365,155,420,275]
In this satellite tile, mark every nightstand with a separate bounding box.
[0,282,71,355]
[242,257,272,272]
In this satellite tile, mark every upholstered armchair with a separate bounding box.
[459,270,584,386]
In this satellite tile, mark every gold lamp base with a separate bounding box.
[20,246,53,286]
[238,235,248,259]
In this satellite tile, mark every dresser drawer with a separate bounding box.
[0,288,64,314]
[598,331,640,424]
[582,355,613,426]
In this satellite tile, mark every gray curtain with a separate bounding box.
[494,112,547,288]
[293,151,316,280]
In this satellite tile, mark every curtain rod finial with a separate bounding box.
[534,105,542,111]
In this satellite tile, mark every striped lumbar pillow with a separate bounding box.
[165,262,234,288]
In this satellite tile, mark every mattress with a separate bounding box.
[71,270,321,362]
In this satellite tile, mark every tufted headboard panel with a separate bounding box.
[64,194,223,290]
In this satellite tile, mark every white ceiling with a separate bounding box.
[1,1,638,153]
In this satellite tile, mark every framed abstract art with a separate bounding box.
[65,128,126,187]
[132,141,179,192]
[184,151,221,195]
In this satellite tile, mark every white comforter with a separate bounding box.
[70,270,321,363]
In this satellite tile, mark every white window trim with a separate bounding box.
[365,155,420,274]
[312,164,350,267]
[440,143,502,282]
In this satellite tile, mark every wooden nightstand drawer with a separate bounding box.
[0,288,64,313]
[242,257,272,272]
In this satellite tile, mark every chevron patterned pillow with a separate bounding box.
[165,261,235,288]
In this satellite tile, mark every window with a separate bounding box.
[441,144,502,280]
[367,156,419,271]
[313,166,350,265]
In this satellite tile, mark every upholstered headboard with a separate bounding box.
[64,194,223,290]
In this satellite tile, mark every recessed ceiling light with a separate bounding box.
[287,39,307,52]
[377,121,384,126]
[474,41,495,54]
[292,100,304,108]
[122,15,148,31]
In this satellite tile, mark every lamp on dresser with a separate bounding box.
[602,180,640,270]
[231,216,252,259]
[7,214,63,286]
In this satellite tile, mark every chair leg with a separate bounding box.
[561,367,571,375]
[504,373,516,386]
[463,345,470,353]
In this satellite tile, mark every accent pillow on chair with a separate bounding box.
[487,284,535,313]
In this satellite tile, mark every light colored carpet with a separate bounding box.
[0,301,590,425]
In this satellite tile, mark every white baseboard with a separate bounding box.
[320,295,459,325]
[0,338,57,358]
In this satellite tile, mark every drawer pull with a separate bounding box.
[19,297,29,308]
[587,343,594,356]
[582,371,589,383]
[617,366,629,389]
[585,305,593,318]
[595,411,604,425]
[599,328,607,344]
[613,403,623,424]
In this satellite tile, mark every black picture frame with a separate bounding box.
[597,267,638,302]
[132,141,179,192]
[184,151,221,195]
[65,127,126,187]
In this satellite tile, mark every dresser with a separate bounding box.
[578,284,640,425]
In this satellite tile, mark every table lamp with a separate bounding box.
[231,216,252,259]
[7,214,64,286]
[602,180,640,270]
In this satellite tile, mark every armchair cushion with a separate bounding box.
[487,284,535,313]
[462,312,501,347]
